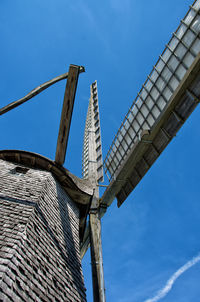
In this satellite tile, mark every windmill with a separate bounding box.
[0,0,200,302]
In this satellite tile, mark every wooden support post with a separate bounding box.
[89,191,106,302]
[55,64,84,165]
[82,81,106,301]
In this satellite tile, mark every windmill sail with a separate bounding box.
[82,81,104,183]
[80,0,200,257]
[103,0,200,207]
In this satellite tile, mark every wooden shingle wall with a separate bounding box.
[0,160,86,302]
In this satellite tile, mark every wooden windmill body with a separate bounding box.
[0,0,200,301]
[0,65,94,302]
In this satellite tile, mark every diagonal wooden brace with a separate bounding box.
[0,67,84,116]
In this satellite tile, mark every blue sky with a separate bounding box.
[1,1,200,301]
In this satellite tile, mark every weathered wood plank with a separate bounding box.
[55,65,84,166]
[89,192,106,302]
[0,70,84,116]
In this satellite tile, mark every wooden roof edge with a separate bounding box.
[66,169,93,196]
[0,150,93,205]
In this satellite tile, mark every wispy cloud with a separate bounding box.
[144,253,200,302]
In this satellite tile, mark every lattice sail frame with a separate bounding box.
[104,0,200,180]
[82,81,104,183]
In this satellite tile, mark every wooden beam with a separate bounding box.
[55,64,84,166]
[89,192,106,302]
[0,69,83,116]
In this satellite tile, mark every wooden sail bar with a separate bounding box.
[0,66,85,116]
[55,65,84,166]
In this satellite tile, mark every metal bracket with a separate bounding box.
[186,89,200,103]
